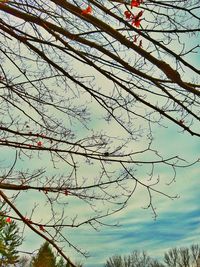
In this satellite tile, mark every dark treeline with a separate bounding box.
[105,245,200,267]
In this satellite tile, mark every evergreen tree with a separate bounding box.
[0,216,22,266]
[31,242,57,267]
[0,240,6,257]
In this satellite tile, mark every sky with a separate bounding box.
[0,1,200,267]
[19,128,200,267]
[15,100,200,267]
[62,124,200,266]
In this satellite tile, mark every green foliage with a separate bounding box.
[0,240,6,256]
[30,242,83,267]
[31,242,57,267]
[0,216,22,266]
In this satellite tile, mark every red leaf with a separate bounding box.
[132,11,143,27]
[6,217,11,223]
[133,19,141,27]
[131,0,140,8]
[81,6,92,15]
[37,141,42,147]
[131,0,143,8]
[134,10,144,20]
[124,10,132,20]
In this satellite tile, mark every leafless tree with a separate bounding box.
[105,250,165,267]
[164,245,200,267]
[0,0,199,266]
[191,245,200,267]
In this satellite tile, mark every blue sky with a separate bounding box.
[1,44,200,267]
[15,120,199,266]
[64,124,200,267]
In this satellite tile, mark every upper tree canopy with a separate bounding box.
[0,0,199,266]
[31,242,57,267]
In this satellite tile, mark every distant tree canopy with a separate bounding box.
[105,250,165,267]
[0,0,199,265]
[105,245,200,267]
[164,244,200,267]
